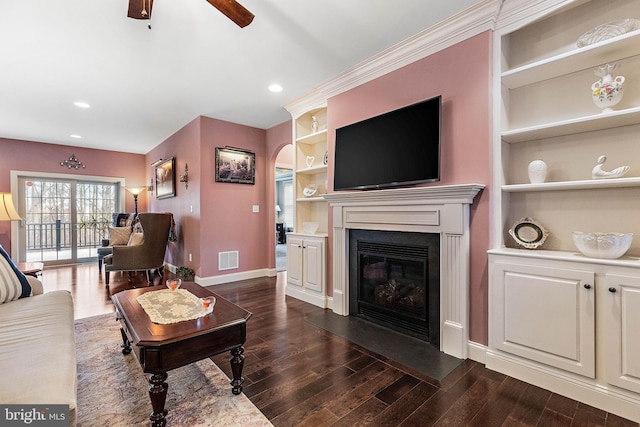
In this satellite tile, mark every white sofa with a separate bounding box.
[0,275,77,410]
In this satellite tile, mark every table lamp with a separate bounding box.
[0,193,22,222]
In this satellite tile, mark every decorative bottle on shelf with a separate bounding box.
[591,62,624,113]
[311,116,318,133]
[528,160,547,184]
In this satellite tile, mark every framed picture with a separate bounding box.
[155,157,176,199]
[215,147,255,185]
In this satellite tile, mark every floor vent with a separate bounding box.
[219,251,239,270]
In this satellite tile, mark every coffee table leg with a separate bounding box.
[119,327,132,355]
[149,372,169,427]
[229,346,245,395]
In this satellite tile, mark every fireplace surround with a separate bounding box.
[325,184,483,359]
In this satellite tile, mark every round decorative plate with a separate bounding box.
[508,217,549,249]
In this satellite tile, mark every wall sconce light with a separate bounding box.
[147,178,154,192]
[179,163,189,189]
[60,154,86,169]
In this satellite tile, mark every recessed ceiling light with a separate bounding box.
[70,134,82,139]
[268,84,283,93]
[74,101,91,108]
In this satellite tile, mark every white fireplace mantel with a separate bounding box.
[324,183,484,359]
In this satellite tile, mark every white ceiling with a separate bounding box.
[0,0,480,154]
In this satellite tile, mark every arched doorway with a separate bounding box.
[274,144,293,271]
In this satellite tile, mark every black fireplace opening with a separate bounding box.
[349,229,440,346]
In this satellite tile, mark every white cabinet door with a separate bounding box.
[604,274,640,394]
[302,237,325,293]
[287,237,304,288]
[491,261,595,378]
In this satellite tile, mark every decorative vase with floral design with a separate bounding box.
[591,63,625,113]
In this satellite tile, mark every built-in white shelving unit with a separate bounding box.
[488,0,640,422]
[282,103,329,308]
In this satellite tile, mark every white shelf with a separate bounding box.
[488,247,640,268]
[296,165,328,175]
[503,176,640,192]
[296,129,327,144]
[502,106,640,143]
[288,231,329,238]
[502,30,640,89]
[296,196,326,202]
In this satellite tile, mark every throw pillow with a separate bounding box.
[109,227,132,246]
[0,245,32,303]
[128,232,144,246]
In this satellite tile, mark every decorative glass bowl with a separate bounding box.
[302,222,319,234]
[166,278,182,291]
[576,19,639,48]
[572,232,633,259]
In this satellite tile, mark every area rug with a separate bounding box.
[72,314,272,427]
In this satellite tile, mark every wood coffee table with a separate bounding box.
[111,282,252,426]
[16,261,44,277]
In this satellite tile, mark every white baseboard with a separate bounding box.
[285,285,328,308]
[467,340,487,364]
[486,350,640,423]
[196,268,273,286]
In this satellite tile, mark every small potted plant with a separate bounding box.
[79,215,111,246]
[176,266,195,281]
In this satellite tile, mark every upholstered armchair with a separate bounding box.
[96,212,135,272]
[103,213,173,286]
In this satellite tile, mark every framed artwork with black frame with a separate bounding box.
[215,147,256,185]
[155,157,176,199]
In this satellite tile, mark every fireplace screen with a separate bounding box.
[349,230,439,344]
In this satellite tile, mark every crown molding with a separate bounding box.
[316,0,500,100]
[495,0,581,33]
[284,0,586,113]
[282,90,326,119]
[285,0,500,111]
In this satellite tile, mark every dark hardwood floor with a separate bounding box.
[43,263,639,426]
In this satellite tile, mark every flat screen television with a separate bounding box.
[333,95,441,191]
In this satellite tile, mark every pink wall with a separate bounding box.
[199,117,269,277]
[327,32,492,344]
[145,117,291,279]
[0,137,146,253]
[146,118,201,273]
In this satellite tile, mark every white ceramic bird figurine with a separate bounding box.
[591,155,630,179]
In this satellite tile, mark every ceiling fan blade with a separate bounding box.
[128,0,153,20]
[205,0,255,28]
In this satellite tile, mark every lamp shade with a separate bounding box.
[126,187,146,196]
[0,193,22,221]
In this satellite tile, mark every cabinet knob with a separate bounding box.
[609,287,617,293]
[583,284,591,289]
